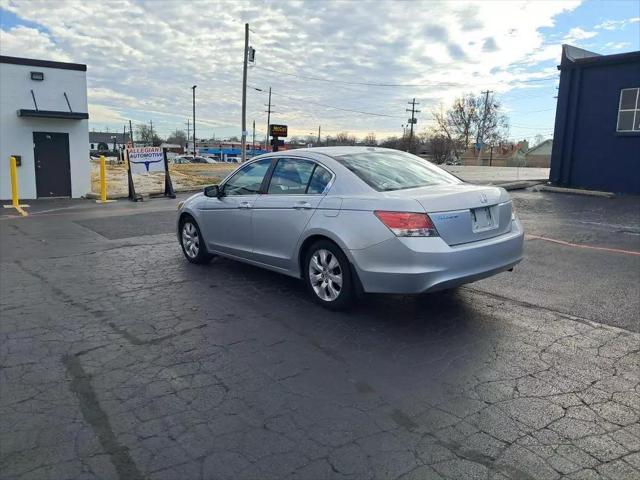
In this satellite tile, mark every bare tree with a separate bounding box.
[432,93,509,154]
[429,133,457,164]
[335,132,357,146]
[379,136,401,149]
[363,132,377,146]
[432,95,477,150]
[474,94,509,149]
[166,129,187,146]
[136,124,163,146]
[379,134,418,152]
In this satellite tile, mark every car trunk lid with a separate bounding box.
[384,184,512,246]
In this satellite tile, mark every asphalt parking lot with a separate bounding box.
[1,189,639,479]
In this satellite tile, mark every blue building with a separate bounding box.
[550,45,640,194]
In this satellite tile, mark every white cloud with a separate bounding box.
[0,25,71,61]
[1,0,583,139]
[88,104,125,124]
[595,17,640,30]
[564,27,598,41]
[603,41,631,51]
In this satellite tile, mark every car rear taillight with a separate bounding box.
[374,211,439,237]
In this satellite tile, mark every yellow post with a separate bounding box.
[10,156,19,208]
[3,156,28,216]
[96,155,115,203]
[100,155,107,202]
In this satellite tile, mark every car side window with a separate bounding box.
[307,165,332,194]
[267,159,315,195]
[223,159,272,196]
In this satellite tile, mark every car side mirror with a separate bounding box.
[204,185,223,198]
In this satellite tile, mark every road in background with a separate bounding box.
[442,165,549,184]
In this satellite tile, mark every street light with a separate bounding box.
[192,85,197,156]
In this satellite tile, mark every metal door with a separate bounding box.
[33,132,71,197]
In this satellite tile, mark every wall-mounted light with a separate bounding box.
[30,71,44,81]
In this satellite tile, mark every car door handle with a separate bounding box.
[293,202,312,210]
[238,201,252,209]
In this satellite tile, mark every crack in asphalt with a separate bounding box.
[62,353,143,480]
[107,322,207,346]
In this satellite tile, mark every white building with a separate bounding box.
[89,131,129,151]
[0,55,90,199]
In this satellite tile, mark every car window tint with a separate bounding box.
[268,159,315,194]
[224,159,271,196]
[335,151,461,191]
[307,165,332,194]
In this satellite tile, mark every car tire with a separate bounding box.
[304,240,354,310]
[179,217,213,264]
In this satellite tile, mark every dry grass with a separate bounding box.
[90,160,237,197]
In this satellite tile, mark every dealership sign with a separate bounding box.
[127,147,165,174]
[270,124,288,137]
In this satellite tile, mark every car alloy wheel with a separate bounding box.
[309,248,343,301]
[182,221,200,259]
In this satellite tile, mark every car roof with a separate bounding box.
[262,146,400,158]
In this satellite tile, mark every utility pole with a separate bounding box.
[185,119,190,154]
[406,99,420,153]
[241,23,249,162]
[149,119,153,146]
[192,85,197,156]
[264,86,272,151]
[476,90,492,165]
[317,125,321,146]
[252,120,256,157]
[129,119,134,148]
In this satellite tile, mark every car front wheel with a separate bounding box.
[304,240,354,310]
[180,217,213,264]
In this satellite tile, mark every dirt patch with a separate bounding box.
[90,160,236,197]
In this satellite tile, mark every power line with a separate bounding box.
[249,85,403,119]
[252,64,556,88]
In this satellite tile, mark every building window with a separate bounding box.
[617,88,640,132]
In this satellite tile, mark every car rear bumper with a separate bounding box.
[349,219,524,294]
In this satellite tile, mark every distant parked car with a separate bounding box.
[177,147,524,309]
[173,155,210,164]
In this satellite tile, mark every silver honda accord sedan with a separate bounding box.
[177,147,524,309]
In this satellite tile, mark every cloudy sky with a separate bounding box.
[1,0,638,144]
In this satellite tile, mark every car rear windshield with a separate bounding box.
[335,151,461,191]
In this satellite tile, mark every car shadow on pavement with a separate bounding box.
[196,256,499,381]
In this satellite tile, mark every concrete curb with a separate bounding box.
[84,187,203,200]
[534,185,616,198]
[495,180,545,191]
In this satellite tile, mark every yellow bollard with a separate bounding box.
[10,156,19,208]
[3,156,28,216]
[100,155,107,202]
[96,155,115,203]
